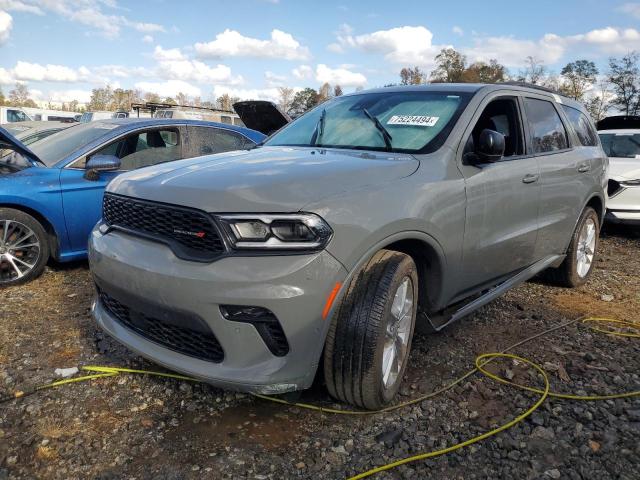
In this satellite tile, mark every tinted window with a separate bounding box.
[187,126,253,156]
[524,98,568,153]
[29,123,112,166]
[599,133,640,159]
[562,105,598,147]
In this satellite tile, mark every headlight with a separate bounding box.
[620,179,640,187]
[217,213,333,251]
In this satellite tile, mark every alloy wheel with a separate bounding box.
[0,220,41,283]
[576,217,596,278]
[382,276,414,390]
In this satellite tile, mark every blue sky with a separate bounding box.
[0,0,638,105]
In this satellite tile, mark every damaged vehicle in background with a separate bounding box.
[89,84,607,409]
[0,103,290,285]
[597,116,640,225]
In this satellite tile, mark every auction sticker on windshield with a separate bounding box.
[387,115,439,127]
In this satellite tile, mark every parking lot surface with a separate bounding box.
[1,226,639,480]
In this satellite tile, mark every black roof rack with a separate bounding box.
[499,81,563,96]
[130,102,235,116]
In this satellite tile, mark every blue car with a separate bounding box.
[0,116,276,285]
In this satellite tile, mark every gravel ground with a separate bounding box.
[1,224,639,480]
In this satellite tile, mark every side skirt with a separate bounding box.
[422,254,565,332]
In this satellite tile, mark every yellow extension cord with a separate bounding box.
[3,317,640,479]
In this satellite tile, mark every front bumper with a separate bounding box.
[89,227,347,393]
[606,184,640,225]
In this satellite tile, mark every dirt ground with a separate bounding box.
[1,224,639,480]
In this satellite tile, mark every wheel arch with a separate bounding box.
[0,203,60,258]
[341,231,449,315]
[585,193,605,227]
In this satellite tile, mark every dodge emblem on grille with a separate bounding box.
[173,229,206,238]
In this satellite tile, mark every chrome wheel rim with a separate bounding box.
[0,220,40,283]
[576,217,596,278]
[382,277,414,390]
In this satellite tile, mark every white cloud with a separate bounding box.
[0,0,43,15]
[46,89,92,103]
[142,34,153,43]
[452,26,464,36]
[134,79,201,98]
[194,28,310,60]
[153,46,243,85]
[0,10,12,44]
[617,2,640,18]
[12,61,86,82]
[1,0,165,39]
[315,64,366,87]
[292,64,313,80]
[464,27,640,67]
[265,71,286,87]
[212,85,282,102]
[0,67,14,84]
[331,24,444,66]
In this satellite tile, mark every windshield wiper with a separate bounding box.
[310,108,326,146]
[362,108,392,150]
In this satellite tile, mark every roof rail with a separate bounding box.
[499,81,563,96]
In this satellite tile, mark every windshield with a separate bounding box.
[26,122,114,166]
[265,91,472,153]
[599,133,640,159]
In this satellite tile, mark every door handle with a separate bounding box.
[577,163,590,173]
[522,173,539,184]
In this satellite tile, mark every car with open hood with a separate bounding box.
[0,116,268,285]
[89,84,607,409]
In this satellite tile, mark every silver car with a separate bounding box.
[89,84,607,409]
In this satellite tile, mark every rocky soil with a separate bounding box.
[1,224,639,480]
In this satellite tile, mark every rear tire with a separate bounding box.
[323,250,418,409]
[545,207,599,288]
[0,208,50,286]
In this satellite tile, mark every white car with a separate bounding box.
[598,120,640,225]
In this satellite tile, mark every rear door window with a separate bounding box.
[524,98,569,153]
[186,126,254,157]
[86,128,183,170]
[561,105,598,147]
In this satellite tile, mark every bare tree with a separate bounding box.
[277,87,294,112]
[518,56,547,85]
[318,82,332,103]
[8,83,36,107]
[584,79,614,122]
[175,92,190,106]
[608,51,640,115]
[400,66,427,85]
[430,49,466,83]
[333,85,343,96]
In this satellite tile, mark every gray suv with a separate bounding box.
[89,84,607,409]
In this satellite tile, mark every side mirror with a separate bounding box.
[84,154,120,180]
[476,129,505,162]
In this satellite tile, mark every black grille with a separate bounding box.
[260,322,289,357]
[608,179,623,198]
[100,291,224,363]
[103,193,225,262]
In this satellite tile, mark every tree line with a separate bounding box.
[1,48,639,121]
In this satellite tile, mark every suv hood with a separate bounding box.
[233,101,290,135]
[107,146,419,212]
[0,126,43,166]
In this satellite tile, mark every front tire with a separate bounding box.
[546,206,599,287]
[323,250,418,409]
[0,208,50,286]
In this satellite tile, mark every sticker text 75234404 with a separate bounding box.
[387,115,439,127]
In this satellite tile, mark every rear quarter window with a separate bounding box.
[561,105,599,147]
